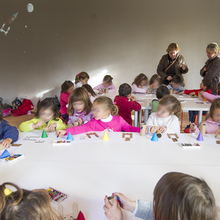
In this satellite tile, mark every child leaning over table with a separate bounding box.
[167,75,185,94]
[190,98,220,134]
[0,105,19,148]
[200,82,220,103]
[147,95,181,134]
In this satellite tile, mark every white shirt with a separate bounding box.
[146,112,180,133]
[75,81,83,88]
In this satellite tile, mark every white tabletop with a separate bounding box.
[1,131,220,220]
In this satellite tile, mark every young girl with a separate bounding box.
[19,99,67,132]
[147,74,162,94]
[67,87,93,127]
[190,98,220,134]
[93,75,116,94]
[103,172,217,220]
[132,73,148,94]
[82,84,97,103]
[0,182,62,220]
[75,71,90,88]
[146,95,181,134]
[60,80,74,123]
[56,96,145,136]
[200,82,220,103]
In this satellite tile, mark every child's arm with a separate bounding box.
[130,100,142,111]
[120,117,141,133]
[132,84,146,93]
[19,118,42,132]
[108,84,116,93]
[2,121,19,143]
[49,118,67,130]
[146,114,158,133]
[202,92,218,102]
[61,92,69,104]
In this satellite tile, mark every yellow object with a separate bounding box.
[102,132,109,141]
[19,117,67,132]
[4,188,13,196]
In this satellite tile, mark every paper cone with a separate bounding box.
[41,129,48,138]
[0,149,10,159]
[66,132,74,141]
[196,132,204,141]
[77,211,85,220]
[151,132,159,142]
[102,132,109,141]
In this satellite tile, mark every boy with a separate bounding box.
[151,85,170,112]
[114,83,141,125]
[184,79,212,131]
[0,105,19,149]
[184,78,212,96]
[167,75,185,94]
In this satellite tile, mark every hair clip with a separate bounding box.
[141,76,145,80]
[78,73,81,76]
[4,188,13,196]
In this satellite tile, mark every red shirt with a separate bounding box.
[184,89,212,96]
[114,95,141,125]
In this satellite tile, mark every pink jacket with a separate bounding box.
[203,92,220,103]
[191,117,219,134]
[132,84,147,93]
[65,115,140,135]
[60,92,69,115]
[93,83,116,93]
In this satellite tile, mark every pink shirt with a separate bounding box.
[203,92,220,103]
[93,83,116,93]
[65,115,140,135]
[68,110,93,125]
[60,92,69,115]
[132,84,147,93]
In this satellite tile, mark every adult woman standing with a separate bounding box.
[200,43,220,94]
[157,43,188,85]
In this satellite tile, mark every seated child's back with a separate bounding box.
[114,83,141,125]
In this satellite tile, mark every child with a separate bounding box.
[200,82,220,103]
[67,87,93,127]
[184,79,212,129]
[0,182,62,220]
[82,84,97,103]
[146,74,162,94]
[60,80,74,123]
[190,98,220,134]
[184,78,212,96]
[93,75,116,94]
[104,172,217,220]
[151,85,170,112]
[114,83,141,125]
[132,73,148,94]
[19,99,67,132]
[167,75,185,94]
[0,105,18,148]
[75,71,90,88]
[56,96,145,136]
[146,95,181,134]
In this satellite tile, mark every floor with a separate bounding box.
[5,112,205,132]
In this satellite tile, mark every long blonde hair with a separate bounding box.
[0,182,62,220]
[93,96,118,116]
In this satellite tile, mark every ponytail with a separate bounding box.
[75,71,90,84]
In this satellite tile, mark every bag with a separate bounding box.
[164,55,179,73]
[3,108,13,117]
[12,97,22,110]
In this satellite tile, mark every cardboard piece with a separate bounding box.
[102,132,109,141]
[66,132,74,141]
[200,124,206,137]
[140,123,146,136]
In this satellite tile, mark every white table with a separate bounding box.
[0,131,220,220]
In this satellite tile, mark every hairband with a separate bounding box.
[4,188,13,196]
[78,73,81,76]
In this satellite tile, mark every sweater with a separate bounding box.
[114,95,141,125]
[191,117,219,134]
[167,83,185,93]
[203,92,220,103]
[65,115,140,135]
[68,110,93,125]
[132,84,147,93]
[19,117,67,132]
[0,120,19,142]
[60,92,69,115]
[134,200,153,220]
[75,81,83,88]
[146,112,180,133]
[184,89,212,96]
[93,83,116,93]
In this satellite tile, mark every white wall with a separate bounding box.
[0,0,220,105]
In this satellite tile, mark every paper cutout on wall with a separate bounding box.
[0,12,18,36]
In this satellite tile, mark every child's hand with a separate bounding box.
[33,121,44,129]
[167,76,172,81]
[159,126,167,133]
[189,92,195,96]
[178,91,184,95]
[113,193,136,212]
[130,95,136,101]
[56,130,66,137]
[67,124,74,128]
[146,90,150,94]
[77,118,83,125]
[46,123,57,132]
[150,126,158,134]
[190,122,197,132]
[98,89,104,94]
[173,90,177,94]
[182,64,186,70]
[145,126,148,134]
[103,195,123,220]
[1,138,12,148]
